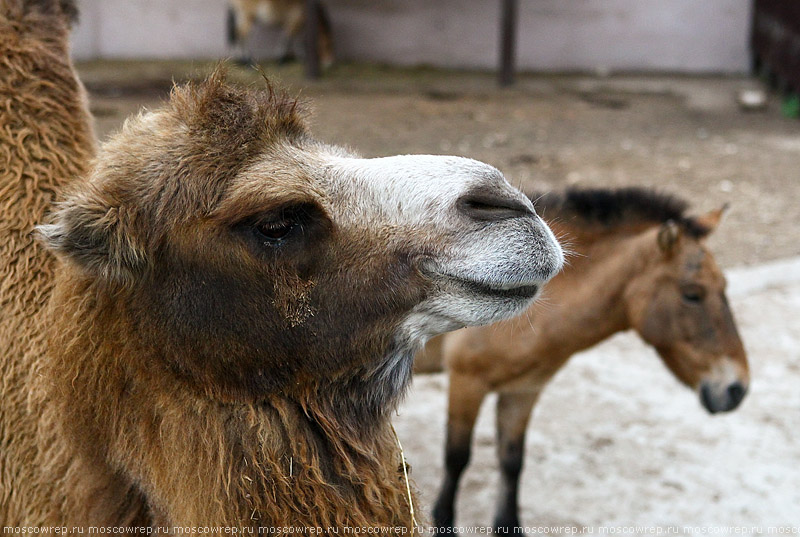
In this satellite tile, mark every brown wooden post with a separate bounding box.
[305,0,321,79]
[499,0,518,86]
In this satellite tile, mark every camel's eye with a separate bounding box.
[239,202,328,254]
[681,284,706,304]
[255,219,297,243]
[248,203,320,247]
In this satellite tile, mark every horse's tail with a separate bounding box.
[413,334,446,374]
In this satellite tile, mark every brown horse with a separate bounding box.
[425,187,749,532]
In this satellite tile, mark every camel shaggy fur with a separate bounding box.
[0,0,95,524]
[0,1,563,528]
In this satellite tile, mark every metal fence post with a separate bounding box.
[499,0,518,86]
[305,0,321,79]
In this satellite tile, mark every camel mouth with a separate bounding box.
[458,278,539,299]
[427,269,540,300]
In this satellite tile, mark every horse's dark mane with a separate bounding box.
[531,187,710,237]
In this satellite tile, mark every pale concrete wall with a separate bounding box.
[71,0,229,59]
[70,0,752,73]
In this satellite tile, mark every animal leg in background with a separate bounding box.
[275,2,302,63]
[312,1,334,68]
[432,372,490,531]
[226,1,334,68]
[493,390,541,534]
[279,1,334,67]
[227,6,255,64]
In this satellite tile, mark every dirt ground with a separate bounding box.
[76,61,800,533]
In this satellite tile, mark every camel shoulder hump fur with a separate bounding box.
[0,0,95,525]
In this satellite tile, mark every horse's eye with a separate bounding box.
[254,219,297,243]
[681,285,706,304]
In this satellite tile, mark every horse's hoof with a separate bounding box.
[493,516,522,535]
[432,503,454,533]
[321,55,335,70]
[494,526,522,535]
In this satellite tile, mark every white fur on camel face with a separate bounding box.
[322,153,564,340]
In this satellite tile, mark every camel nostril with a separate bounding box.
[727,382,747,407]
[457,192,533,222]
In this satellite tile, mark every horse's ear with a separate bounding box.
[694,203,729,236]
[657,220,681,254]
[37,190,145,283]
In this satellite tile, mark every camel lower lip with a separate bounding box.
[455,278,539,299]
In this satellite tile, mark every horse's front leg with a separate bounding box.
[227,7,254,65]
[280,5,305,64]
[433,372,490,532]
[493,389,540,534]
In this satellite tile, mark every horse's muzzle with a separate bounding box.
[700,380,748,414]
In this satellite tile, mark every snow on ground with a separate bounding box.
[395,257,800,534]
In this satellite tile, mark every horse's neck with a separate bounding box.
[536,226,651,358]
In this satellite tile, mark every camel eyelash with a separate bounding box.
[246,204,318,245]
[254,218,299,243]
[238,202,330,250]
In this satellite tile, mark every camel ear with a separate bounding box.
[657,220,681,254]
[38,193,145,283]
[694,203,729,235]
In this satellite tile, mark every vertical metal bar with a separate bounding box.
[305,0,321,79]
[499,0,518,86]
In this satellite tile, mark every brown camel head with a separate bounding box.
[39,71,563,422]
